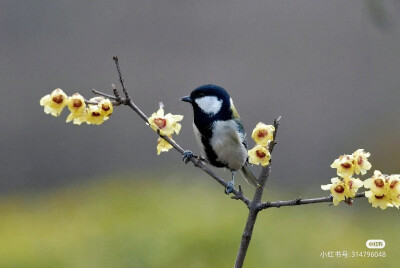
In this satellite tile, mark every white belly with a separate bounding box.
[210,120,247,171]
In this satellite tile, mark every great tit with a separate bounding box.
[181,84,258,194]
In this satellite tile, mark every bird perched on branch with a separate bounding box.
[181,84,258,194]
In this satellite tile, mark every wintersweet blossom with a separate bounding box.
[251,123,275,147]
[363,170,387,196]
[352,149,372,175]
[40,88,68,116]
[343,177,363,198]
[99,98,113,117]
[387,175,400,208]
[331,154,355,178]
[66,93,87,125]
[86,105,107,125]
[148,105,183,136]
[248,145,271,166]
[321,177,347,206]
[364,191,392,210]
[157,136,173,155]
[321,177,363,206]
[364,171,400,209]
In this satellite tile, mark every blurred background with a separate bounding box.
[1,0,400,267]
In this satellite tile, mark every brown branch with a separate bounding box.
[113,56,131,101]
[92,89,119,100]
[259,192,365,209]
[234,117,280,268]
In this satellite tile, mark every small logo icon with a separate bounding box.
[366,239,385,249]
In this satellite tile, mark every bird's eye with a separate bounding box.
[198,93,205,98]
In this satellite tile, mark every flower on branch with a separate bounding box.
[40,89,114,126]
[148,103,183,136]
[86,97,109,125]
[363,170,386,196]
[364,191,392,210]
[364,171,400,209]
[352,149,372,175]
[248,144,271,166]
[387,175,400,208]
[40,88,68,117]
[251,123,275,146]
[321,177,363,206]
[330,149,372,178]
[331,154,355,178]
[99,98,113,117]
[157,136,174,155]
[343,177,364,198]
[66,93,87,125]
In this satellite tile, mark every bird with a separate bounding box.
[181,84,259,194]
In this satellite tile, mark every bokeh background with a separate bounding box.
[1,0,400,267]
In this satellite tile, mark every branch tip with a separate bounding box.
[274,115,282,125]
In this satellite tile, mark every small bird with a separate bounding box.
[181,84,258,194]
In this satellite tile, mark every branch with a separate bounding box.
[259,192,366,209]
[113,56,131,101]
[92,89,119,101]
[234,116,281,268]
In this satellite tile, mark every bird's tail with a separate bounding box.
[240,163,259,187]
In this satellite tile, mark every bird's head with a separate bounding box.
[181,84,238,120]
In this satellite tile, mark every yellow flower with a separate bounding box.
[39,88,68,116]
[352,149,372,175]
[99,98,113,117]
[157,136,173,155]
[84,97,112,125]
[365,191,392,210]
[251,123,275,146]
[363,170,400,209]
[331,154,354,178]
[66,93,87,125]
[85,105,107,125]
[343,177,363,198]
[363,170,387,196]
[387,175,400,208]
[321,177,346,206]
[321,177,362,206]
[148,105,183,136]
[248,145,271,166]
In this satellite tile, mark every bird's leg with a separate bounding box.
[182,150,206,164]
[225,170,236,194]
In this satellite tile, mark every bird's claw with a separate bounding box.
[182,150,194,164]
[225,181,235,195]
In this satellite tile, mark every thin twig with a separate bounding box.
[268,115,281,154]
[92,89,119,100]
[260,192,365,209]
[113,56,131,101]
[112,84,122,103]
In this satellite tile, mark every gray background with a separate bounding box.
[1,0,399,195]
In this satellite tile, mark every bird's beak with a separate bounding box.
[180,96,193,103]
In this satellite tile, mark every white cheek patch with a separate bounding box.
[195,96,223,116]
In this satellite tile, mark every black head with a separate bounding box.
[181,84,232,121]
